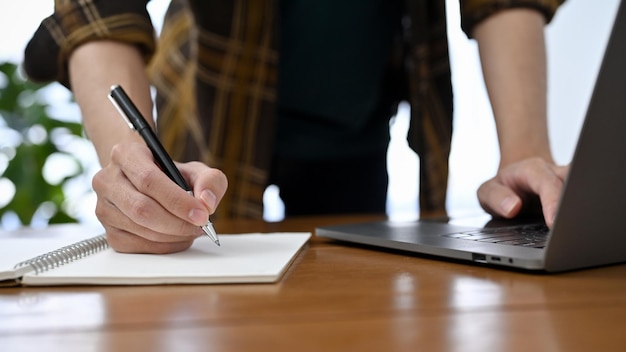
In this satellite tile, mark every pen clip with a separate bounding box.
[108,86,135,131]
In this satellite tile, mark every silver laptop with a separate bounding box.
[316,0,626,273]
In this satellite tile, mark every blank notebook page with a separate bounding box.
[21,233,311,286]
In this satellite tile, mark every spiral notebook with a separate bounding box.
[0,224,310,287]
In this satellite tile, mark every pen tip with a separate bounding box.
[201,223,220,247]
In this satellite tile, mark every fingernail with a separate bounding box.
[500,196,517,215]
[189,208,208,224]
[201,189,217,210]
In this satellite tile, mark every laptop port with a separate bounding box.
[472,253,487,263]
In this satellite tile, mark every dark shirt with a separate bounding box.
[276,0,403,159]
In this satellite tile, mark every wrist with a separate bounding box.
[499,147,554,168]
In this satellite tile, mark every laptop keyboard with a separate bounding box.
[443,223,549,248]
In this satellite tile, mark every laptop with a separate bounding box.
[316,0,626,273]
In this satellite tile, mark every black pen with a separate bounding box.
[107,85,220,246]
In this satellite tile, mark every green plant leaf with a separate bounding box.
[0,61,87,226]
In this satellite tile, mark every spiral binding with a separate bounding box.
[13,234,109,275]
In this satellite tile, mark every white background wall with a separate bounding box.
[0,0,621,224]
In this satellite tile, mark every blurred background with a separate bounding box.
[0,0,620,229]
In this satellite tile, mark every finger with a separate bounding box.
[492,158,564,226]
[94,183,202,253]
[111,143,212,228]
[179,161,228,214]
[539,164,569,227]
[477,180,523,218]
[523,163,564,228]
[94,150,204,238]
[94,191,203,243]
[540,164,569,227]
[553,164,570,180]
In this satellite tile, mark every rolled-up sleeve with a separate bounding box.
[461,0,565,38]
[23,0,156,88]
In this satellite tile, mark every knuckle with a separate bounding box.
[135,167,158,193]
[94,201,107,221]
[127,196,153,225]
[209,168,228,195]
[186,161,203,169]
[93,192,116,223]
[109,144,126,163]
[91,170,107,192]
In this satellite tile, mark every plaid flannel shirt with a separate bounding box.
[24,0,564,219]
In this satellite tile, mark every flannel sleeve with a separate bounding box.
[23,0,156,88]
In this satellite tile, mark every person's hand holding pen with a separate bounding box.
[67,41,227,254]
[92,141,227,253]
[98,85,227,253]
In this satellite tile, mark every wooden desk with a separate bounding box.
[1,216,625,351]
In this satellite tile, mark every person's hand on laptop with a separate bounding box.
[471,9,570,228]
[477,157,569,228]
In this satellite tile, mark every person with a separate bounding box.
[23,0,567,254]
